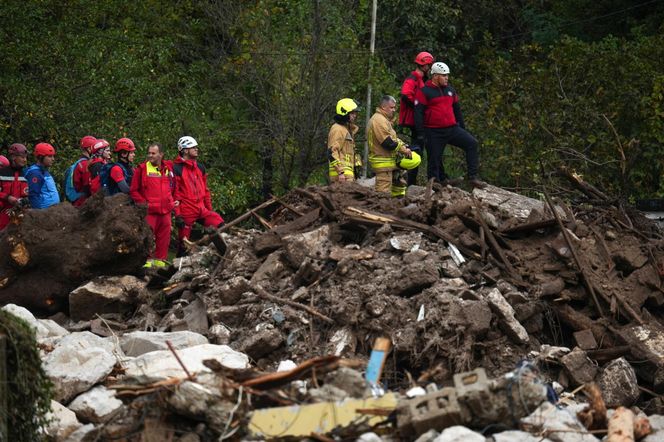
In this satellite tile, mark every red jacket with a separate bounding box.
[129,161,175,215]
[399,70,425,127]
[172,157,213,216]
[73,157,90,194]
[88,158,106,194]
[414,80,461,129]
[0,165,28,229]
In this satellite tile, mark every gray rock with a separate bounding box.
[120,331,208,357]
[169,296,209,335]
[560,348,598,386]
[124,343,248,383]
[357,432,384,442]
[69,275,148,321]
[492,430,553,442]
[324,367,370,399]
[521,402,599,442]
[414,429,440,442]
[486,288,529,344]
[643,414,664,441]
[62,423,97,442]
[208,324,232,345]
[43,332,118,402]
[168,380,235,433]
[68,386,123,423]
[1,303,68,342]
[432,426,485,442]
[597,357,640,408]
[44,400,82,441]
[237,325,284,360]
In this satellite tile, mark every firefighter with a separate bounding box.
[0,143,29,229]
[130,142,175,267]
[328,98,360,183]
[400,51,434,185]
[172,136,224,256]
[414,62,485,188]
[368,95,418,197]
[25,142,60,209]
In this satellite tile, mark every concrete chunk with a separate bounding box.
[486,288,529,344]
[68,386,123,423]
[120,331,208,357]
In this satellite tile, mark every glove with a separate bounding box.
[174,216,185,228]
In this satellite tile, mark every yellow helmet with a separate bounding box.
[336,98,359,116]
[397,151,421,170]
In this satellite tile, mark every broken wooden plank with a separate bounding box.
[219,197,278,232]
[500,219,558,235]
[294,188,337,220]
[251,285,334,324]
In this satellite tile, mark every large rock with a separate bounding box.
[43,332,118,402]
[1,303,69,341]
[69,275,148,321]
[521,402,599,442]
[68,386,124,423]
[432,426,485,442]
[120,331,208,357]
[123,343,249,383]
[44,400,82,441]
[597,357,640,408]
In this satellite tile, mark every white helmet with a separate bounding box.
[430,62,450,75]
[177,136,198,151]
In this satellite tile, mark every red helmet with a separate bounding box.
[0,155,9,167]
[414,51,434,66]
[92,139,110,155]
[80,135,97,150]
[8,143,28,156]
[34,142,56,156]
[114,137,135,152]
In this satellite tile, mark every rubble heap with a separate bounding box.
[4,180,664,441]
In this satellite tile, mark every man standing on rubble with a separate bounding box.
[172,136,224,256]
[400,51,434,186]
[25,142,60,209]
[328,98,360,183]
[414,62,485,188]
[0,143,29,229]
[130,142,175,268]
[368,95,420,197]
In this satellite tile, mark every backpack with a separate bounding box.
[63,158,85,202]
[100,162,134,196]
[172,161,205,177]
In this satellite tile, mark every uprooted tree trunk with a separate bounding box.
[0,192,153,312]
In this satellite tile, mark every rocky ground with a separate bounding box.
[3,179,664,441]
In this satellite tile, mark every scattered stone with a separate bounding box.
[213,276,251,305]
[521,402,599,442]
[493,430,553,441]
[432,425,485,442]
[43,331,118,402]
[1,303,68,341]
[169,295,209,335]
[560,348,598,387]
[414,429,440,442]
[168,378,235,433]
[68,386,124,423]
[597,357,640,408]
[62,423,97,442]
[324,367,370,399]
[486,288,529,344]
[44,400,82,441]
[573,329,598,350]
[124,343,249,383]
[237,325,284,360]
[356,432,383,442]
[208,323,232,345]
[329,326,356,356]
[120,330,208,357]
[69,275,148,321]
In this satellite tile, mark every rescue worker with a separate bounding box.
[400,51,434,186]
[0,156,9,167]
[88,139,110,194]
[25,142,60,209]
[368,95,419,197]
[172,136,224,256]
[0,143,29,229]
[130,142,175,268]
[70,135,97,206]
[328,98,360,183]
[414,62,485,188]
[105,138,136,195]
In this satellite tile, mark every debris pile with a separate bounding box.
[3,179,664,440]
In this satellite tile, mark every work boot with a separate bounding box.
[467,176,487,189]
[143,259,154,268]
[153,259,169,268]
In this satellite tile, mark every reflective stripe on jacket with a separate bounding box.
[368,107,405,172]
[129,161,175,215]
[327,123,358,178]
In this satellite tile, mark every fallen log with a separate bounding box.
[0,193,152,312]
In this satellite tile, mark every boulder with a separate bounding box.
[120,331,208,357]
[597,357,640,408]
[1,303,68,341]
[69,275,148,321]
[123,343,249,383]
[68,386,124,423]
[43,332,118,402]
[44,400,82,441]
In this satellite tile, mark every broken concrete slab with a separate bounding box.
[560,348,598,387]
[68,386,123,423]
[282,225,332,267]
[43,331,119,402]
[123,343,249,383]
[237,325,284,360]
[120,330,208,357]
[69,275,148,321]
[473,184,558,220]
[44,400,82,441]
[597,357,640,408]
